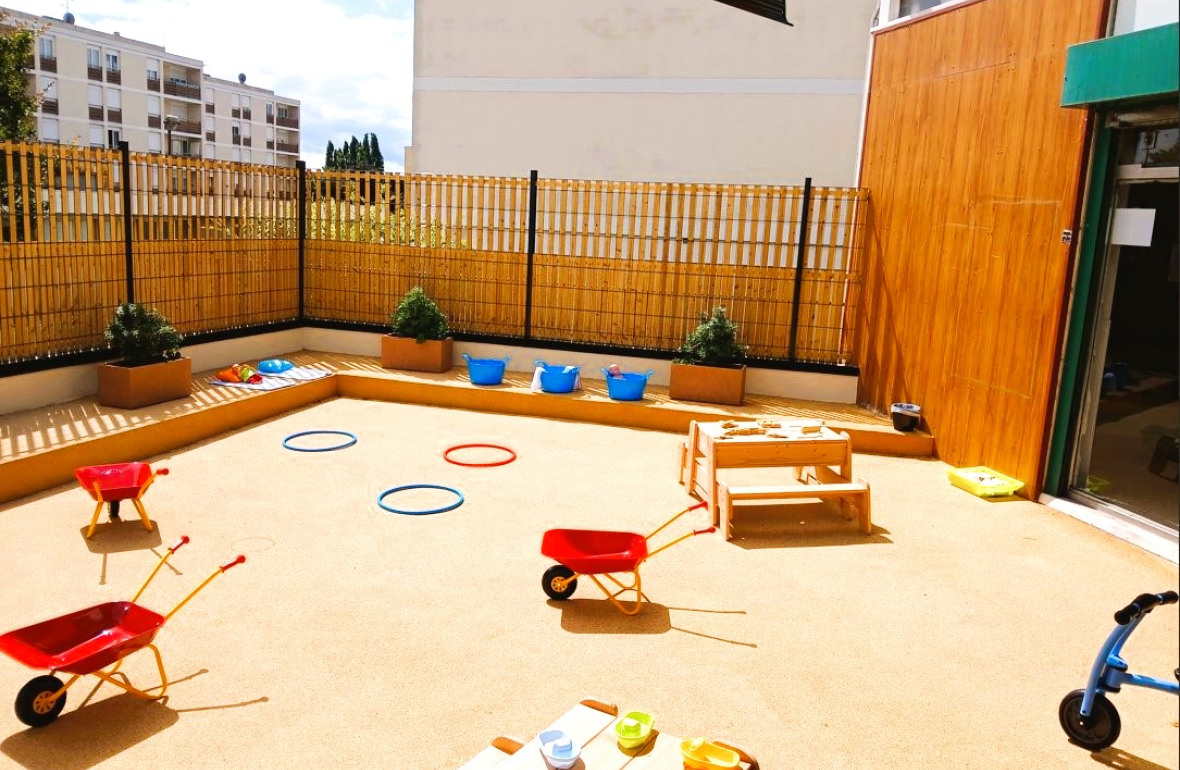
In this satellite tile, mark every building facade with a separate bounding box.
[409,0,878,185]
[7,7,300,166]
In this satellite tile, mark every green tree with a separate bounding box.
[324,139,336,170]
[0,13,37,141]
[323,133,386,172]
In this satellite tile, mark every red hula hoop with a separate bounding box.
[443,443,517,467]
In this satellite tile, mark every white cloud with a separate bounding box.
[12,0,414,169]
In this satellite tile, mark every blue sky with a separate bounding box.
[12,0,414,169]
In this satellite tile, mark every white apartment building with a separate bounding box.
[409,0,878,185]
[8,7,300,167]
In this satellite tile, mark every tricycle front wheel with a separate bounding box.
[1059,689,1121,750]
[542,565,577,600]
[15,675,67,728]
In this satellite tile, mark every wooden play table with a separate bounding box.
[460,698,758,769]
[681,419,870,538]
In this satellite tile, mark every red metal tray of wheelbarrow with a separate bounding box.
[73,462,169,539]
[540,502,712,615]
[0,537,245,727]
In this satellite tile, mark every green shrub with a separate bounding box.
[390,286,449,343]
[105,302,183,366]
[674,306,747,366]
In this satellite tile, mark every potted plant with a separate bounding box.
[97,302,191,409]
[668,306,748,406]
[381,286,453,372]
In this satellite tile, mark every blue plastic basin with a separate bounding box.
[601,369,654,401]
[463,354,510,386]
[535,360,581,393]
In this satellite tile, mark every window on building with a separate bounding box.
[106,89,121,109]
[41,117,59,142]
[105,51,120,71]
[241,149,251,163]
[266,126,274,141]
[266,102,274,118]
[231,93,240,109]
[107,129,121,149]
[88,125,103,147]
[87,47,100,68]
[204,116,214,133]
[231,124,241,140]
[242,96,251,112]
[146,59,159,80]
[231,148,241,163]
[148,132,161,153]
[39,36,54,58]
[147,95,160,117]
[39,76,56,100]
[277,105,289,119]
[898,0,948,17]
[88,85,102,106]
[265,152,274,165]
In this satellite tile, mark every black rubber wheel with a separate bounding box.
[1059,689,1121,750]
[109,500,121,521]
[542,565,577,601]
[15,675,67,728]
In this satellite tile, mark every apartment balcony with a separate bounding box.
[148,115,161,128]
[266,114,274,125]
[164,81,201,100]
[276,116,298,129]
[87,65,101,81]
[266,140,274,150]
[39,56,56,73]
[107,109,122,124]
[175,120,201,134]
[40,99,58,115]
[105,68,121,85]
[275,141,298,154]
[88,105,103,120]
[147,77,160,92]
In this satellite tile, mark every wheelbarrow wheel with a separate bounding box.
[542,565,577,601]
[1059,689,1121,750]
[15,675,67,728]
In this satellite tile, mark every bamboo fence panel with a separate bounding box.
[129,152,300,336]
[0,141,124,364]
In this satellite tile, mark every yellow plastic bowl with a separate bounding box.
[681,737,740,769]
[615,711,655,749]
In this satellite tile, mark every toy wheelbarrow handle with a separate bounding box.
[220,555,247,572]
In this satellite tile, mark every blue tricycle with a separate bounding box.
[1058,590,1179,750]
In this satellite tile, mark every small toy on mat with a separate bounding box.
[74,462,168,539]
[216,363,262,384]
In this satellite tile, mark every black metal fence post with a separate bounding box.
[119,141,134,303]
[787,176,813,362]
[524,169,538,340]
[296,160,307,319]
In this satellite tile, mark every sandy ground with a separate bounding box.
[0,398,1176,770]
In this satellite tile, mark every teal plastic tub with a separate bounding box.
[601,369,654,401]
[463,354,510,386]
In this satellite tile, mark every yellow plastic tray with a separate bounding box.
[948,466,1024,498]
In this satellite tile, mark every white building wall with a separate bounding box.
[411,0,878,185]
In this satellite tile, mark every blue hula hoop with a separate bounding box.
[282,430,358,452]
[377,484,465,515]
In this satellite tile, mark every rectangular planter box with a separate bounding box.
[380,336,453,373]
[668,362,746,406]
[97,357,192,409]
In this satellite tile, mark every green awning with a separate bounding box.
[1062,23,1178,108]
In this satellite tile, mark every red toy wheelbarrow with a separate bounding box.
[0,537,245,727]
[74,462,169,539]
[541,501,713,615]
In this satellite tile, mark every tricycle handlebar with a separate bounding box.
[1114,590,1178,625]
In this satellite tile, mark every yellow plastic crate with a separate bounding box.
[948,466,1024,498]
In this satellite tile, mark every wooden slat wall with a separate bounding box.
[856,0,1107,496]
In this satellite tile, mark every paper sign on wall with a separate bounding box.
[1110,208,1156,247]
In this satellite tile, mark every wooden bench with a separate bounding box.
[716,478,872,540]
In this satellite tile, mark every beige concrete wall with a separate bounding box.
[411,0,877,185]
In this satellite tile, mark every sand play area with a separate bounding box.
[0,398,1176,769]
